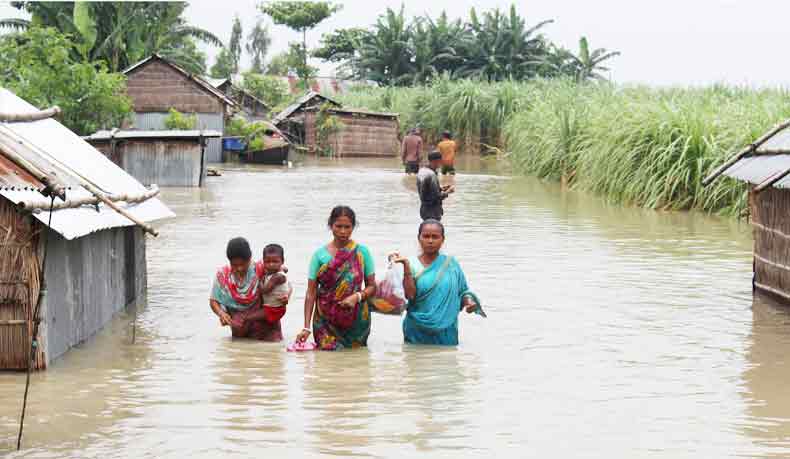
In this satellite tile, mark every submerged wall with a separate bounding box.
[752,187,790,303]
[91,138,205,187]
[38,226,146,366]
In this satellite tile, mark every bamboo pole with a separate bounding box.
[17,185,160,211]
[0,134,66,199]
[703,120,790,186]
[0,125,159,237]
[0,106,61,123]
[755,168,790,193]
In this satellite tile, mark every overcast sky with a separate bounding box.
[1,0,786,87]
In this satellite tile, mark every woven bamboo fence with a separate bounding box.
[751,187,790,302]
[0,198,43,370]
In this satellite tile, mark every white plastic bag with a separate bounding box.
[371,262,407,315]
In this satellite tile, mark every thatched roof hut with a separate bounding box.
[0,89,173,370]
[705,120,790,303]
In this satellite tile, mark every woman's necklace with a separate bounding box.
[420,253,439,267]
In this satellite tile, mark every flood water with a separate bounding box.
[2,157,790,458]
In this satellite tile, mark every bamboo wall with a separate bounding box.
[126,60,224,114]
[751,187,790,303]
[0,198,43,370]
[303,111,399,157]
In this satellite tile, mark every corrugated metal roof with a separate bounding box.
[84,129,222,141]
[757,129,790,153]
[205,77,229,88]
[310,106,399,119]
[272,91,341,125]
[725,154,790,188]
[123,54,237,108]
[0,88,174,240]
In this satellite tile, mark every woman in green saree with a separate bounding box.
[296,206,377,350]
[392,220,483,345]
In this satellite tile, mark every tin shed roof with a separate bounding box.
[84,129,222,141]
[705,120,790,190]
[272,91,341,125]
[0,88,174,240]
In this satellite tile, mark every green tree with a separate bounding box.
[164,108,198,129]
[1,2,222,72]
[259,1,342,88]
[241,71,289,107]
[458,6,553,81]
[312,27,368,78]
[0,27,131,135]
[246,19,271,73]
[210,48,235,79]
[228,15,243,74]
[411,12,469,84]
[566,36,620,82]
[357,6,414,86]
[265,51,292,76]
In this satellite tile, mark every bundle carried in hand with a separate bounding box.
[370,262,407,315]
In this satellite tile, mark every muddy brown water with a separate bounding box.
[1,157,789,458]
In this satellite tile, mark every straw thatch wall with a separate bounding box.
[304,111,399,157]
[751,187,790,303]
[126,60,223,114]
[0,197,43,370]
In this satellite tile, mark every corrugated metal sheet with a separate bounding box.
[132,112,224,163]
[724,154,790,188]
[119,140,203,187]
[273,91,341,126]
[85,129,221,141]
[0,88,174,240]
[757,129,790,152]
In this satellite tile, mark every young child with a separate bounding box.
[260,244,292,324]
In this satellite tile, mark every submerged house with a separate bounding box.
[208,77,270,120]
[84,129,221,187]
[704,120,790,303]
[273,91,341,144]
[303,107,400,158]
[0,89,173,370]
[273,92,400,157]
[123,54,237,163]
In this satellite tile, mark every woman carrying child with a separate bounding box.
[209,237,289,342]
[391,220,483,345]
[296,206,377,350]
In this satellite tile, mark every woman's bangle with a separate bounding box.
[357,292,364,303]
[302,327,311,334]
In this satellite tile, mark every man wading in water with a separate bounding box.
[416,151,454,221]
[402,128,423,174]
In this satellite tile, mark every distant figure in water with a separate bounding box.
[437,130,457,175]
[209,237,288,341]
[391,219,483,345]
[416,151,454,221]
[402,128,423,174]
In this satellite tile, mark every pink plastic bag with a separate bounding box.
[287,340,317,352]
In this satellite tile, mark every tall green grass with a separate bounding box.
[337,79,790,216]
